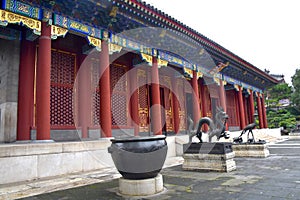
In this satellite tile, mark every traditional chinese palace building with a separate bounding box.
[0,0,278,143]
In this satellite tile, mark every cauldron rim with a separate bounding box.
[110,135,166,143]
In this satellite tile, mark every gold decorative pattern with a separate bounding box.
[213,76,220,85]
[109,43,122,54]
[183,67,193,78]
[87,36,101,51]
[166,109,173,132]
[51,25,68,39]
[109,6,118,17]
[158,59,168,67]
[179,111,186,131]
[141,53,153,65]
[137,69,146,77]
[197,71,203,79]
[0,9,41,34]
[234,84,240,91]
[138,108,149,132]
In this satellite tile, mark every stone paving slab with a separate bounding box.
[19,148,300,199]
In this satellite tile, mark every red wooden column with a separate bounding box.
[36,22,51,140]
[256,93,264,129]
[261,93,268,128]
[129,68,139,136]
[151,57,162,135]
[219,79,227,112]
[78,55,91,138]
[219,79,228,130]
[199,79,208,131]
[191,71,200,124]
[200,79,207,118]
[249,90,255,123]
[17,36,35,140]
[243,95,249,124]
[171,77,180,134]
[99,40,112,137]
[238,86,246,129]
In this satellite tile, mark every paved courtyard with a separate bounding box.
[12,138,300,200]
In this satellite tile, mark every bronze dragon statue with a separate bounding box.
[188,107,230,143]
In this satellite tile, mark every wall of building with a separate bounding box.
[0,38,20,143]
[0,135,184,185]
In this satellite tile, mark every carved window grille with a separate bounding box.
[91,61,100,126]
[138,69,149,132]
[177,78,186,131]
[160,76,173,132]
[50,50,76,127]
[110,64,128,126]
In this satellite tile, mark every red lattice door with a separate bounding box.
[110,64,128,127]
[203,85,212,118]
[50,50,77,128]
[226,90,240,127]
[91,61,100,126]
[160,76,174,132]
[137,69,149,132]
[177,79,186,131]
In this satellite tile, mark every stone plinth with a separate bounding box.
[182,143,236,172]
[232,143,269,158]
[118,174,164,196]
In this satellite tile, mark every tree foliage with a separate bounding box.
[291,69,300,111]
[267,83,292,106]
[267,109,296,130]
[266,78,297,130]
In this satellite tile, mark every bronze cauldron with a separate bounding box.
[108,135,168,180]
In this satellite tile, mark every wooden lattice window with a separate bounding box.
[91,61,100,126]
[110,64,128,126]
[177,78,186,131]
[138,69,149,132]
[50,49,76,128]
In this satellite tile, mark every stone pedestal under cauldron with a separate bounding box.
[108,135,167,197]
[182,142,236,172]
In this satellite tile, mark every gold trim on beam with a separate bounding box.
[0,9,41,34]
[217,61,229,72]
[234,84,240,91]
[141,53,153,65]
[197,71,203,79]
[87,36,101,51]
[214,76,220,85]
[183,67,193,78]
[51,25,68,39]
[109,43,122,55]
[158,59,168,67]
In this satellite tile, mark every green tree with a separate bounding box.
[267,109,296,130]
[266,83,292,109]
[291,69,300,111]
[266,81,296,130]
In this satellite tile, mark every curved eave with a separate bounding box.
[18,0,278,89]
[126,0,279,86]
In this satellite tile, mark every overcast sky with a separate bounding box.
[144,0,300,85]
